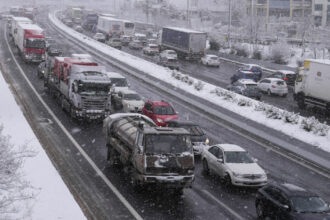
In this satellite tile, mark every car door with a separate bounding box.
[258,79,266,91]
[143,103,152,118]
[114,91,122,106]
[206,146,219,173]
[276,192,291,220]
[213,148,225,177]
[265,187,285,218]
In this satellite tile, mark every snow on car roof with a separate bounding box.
[120,89,137,95]
[264,77,285,82]
[165,27,206,34]
[238,79,257,84]
[218,144,246,152]
[206,54,218,58]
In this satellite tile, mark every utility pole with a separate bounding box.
[146,0,149,23]
[187,0,190,28]
[251,0,254,43]
[228,0,232,48]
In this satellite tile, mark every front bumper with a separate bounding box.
[136,174,194,188]
[231,176,267,187]
[74,109,110,120]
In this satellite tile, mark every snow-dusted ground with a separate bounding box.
[49,12,330,153]
[0,70,86,220]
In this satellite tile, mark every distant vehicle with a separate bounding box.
[201,144,267,187]
[167,120,209,156]
[146,38,158,45]
[269,70,296,86]
[294,59,330,111]
[62,18,74,27]
[230,70,260,83]
[15,23,46,63]
[97,16,135,37]
[93,32,106,43]
[161,27,207,60]
[120,35,131,46]
[134,33,147,45]
[256,182,330,219]
[227,79,262,100]
[201,54,220,67]
[142,100,178,126]
[129,40,143,50]
[45,37,56,51]
[47,46,62,57]
[112,89,144,112]
[158,56,180,70]
[10,16,32,38]
[238,64,263,81]
[82,11,98,31]
[160,49,178,60]
[37,61,47,79]
[107,38,122,49]
[258,78,288,97]
[143,43,159,55]
[106,71,130,100]
[74,25,83,33]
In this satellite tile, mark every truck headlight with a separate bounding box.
[156,118,164,123]
[205,138,209,145]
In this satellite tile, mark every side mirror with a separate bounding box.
[217,158,223,163]
[282,204,289,210]
[254,158,258,162]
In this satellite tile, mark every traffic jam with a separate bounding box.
[2,4,330,220]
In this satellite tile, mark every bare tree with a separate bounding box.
[0,126,35,220]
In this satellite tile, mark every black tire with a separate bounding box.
[202,159,209,175]
[282,93,287,98]
[256,201,265,219]
[297,94,305,109]
[267,89,272,96]
[224,174,232,187]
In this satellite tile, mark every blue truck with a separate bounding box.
[82,11,98,31]
[160,27,207,61]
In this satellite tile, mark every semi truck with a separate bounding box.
[66,7,84,24]
[15,23,46,63]
[10,16,32,37]
[45,55,112,120]
[103,113,195,193]
[97,16,135,38]
[82,10,98,31]
[160,27,207,61]
[294,59,330,112]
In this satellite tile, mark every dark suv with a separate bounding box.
[231,64,263,83]
[256,182,330,220]
[167,120,209,155]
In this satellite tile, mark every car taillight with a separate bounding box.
[272,85,276,88]
[283,77,288,80]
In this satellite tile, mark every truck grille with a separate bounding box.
[81,97,107,111]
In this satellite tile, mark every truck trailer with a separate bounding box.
[294,59,330,112]
[10,16,32,38]
[45,55,112,120]
[82,11,98,31]
[15,23,46,63]
[103,113,195,193]
[161,27,207,61]
[97,16,135,38]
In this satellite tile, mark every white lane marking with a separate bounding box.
[4,26,143,220]
[202,189,245,220]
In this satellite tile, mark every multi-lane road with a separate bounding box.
[0,10,330,220]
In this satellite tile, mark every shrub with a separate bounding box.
[301,117,318,132]
[270,42,290,64]
[252,49,262,60]
[194,81,204,91]
[237,98,252,107]
[282,111,299,124]
[265,106,282,119]
[209,39,220,51]
[254,102,267,111]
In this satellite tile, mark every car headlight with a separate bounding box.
[261,173,267,179]
[42,70,45,73]
[126,104,130,108]
[205,138,209,145]
[156,118,164,123]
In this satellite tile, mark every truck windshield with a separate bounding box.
[111,78,128,87]
[145,134,191,155]
[182,125,205,136]
[25,38,46,49]
[78,83,111,95]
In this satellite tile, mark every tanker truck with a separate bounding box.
[103,113,195,193]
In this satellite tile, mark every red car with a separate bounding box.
[142,100,178,126]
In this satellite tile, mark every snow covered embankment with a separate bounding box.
[0,70,86,219]
[49,12,330,153]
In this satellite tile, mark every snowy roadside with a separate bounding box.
[0,69,86,219]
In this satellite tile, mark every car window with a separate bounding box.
[208,146,218,155]
[145,103,152,111]
[276,81,285,85]
[154,105,175,115]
